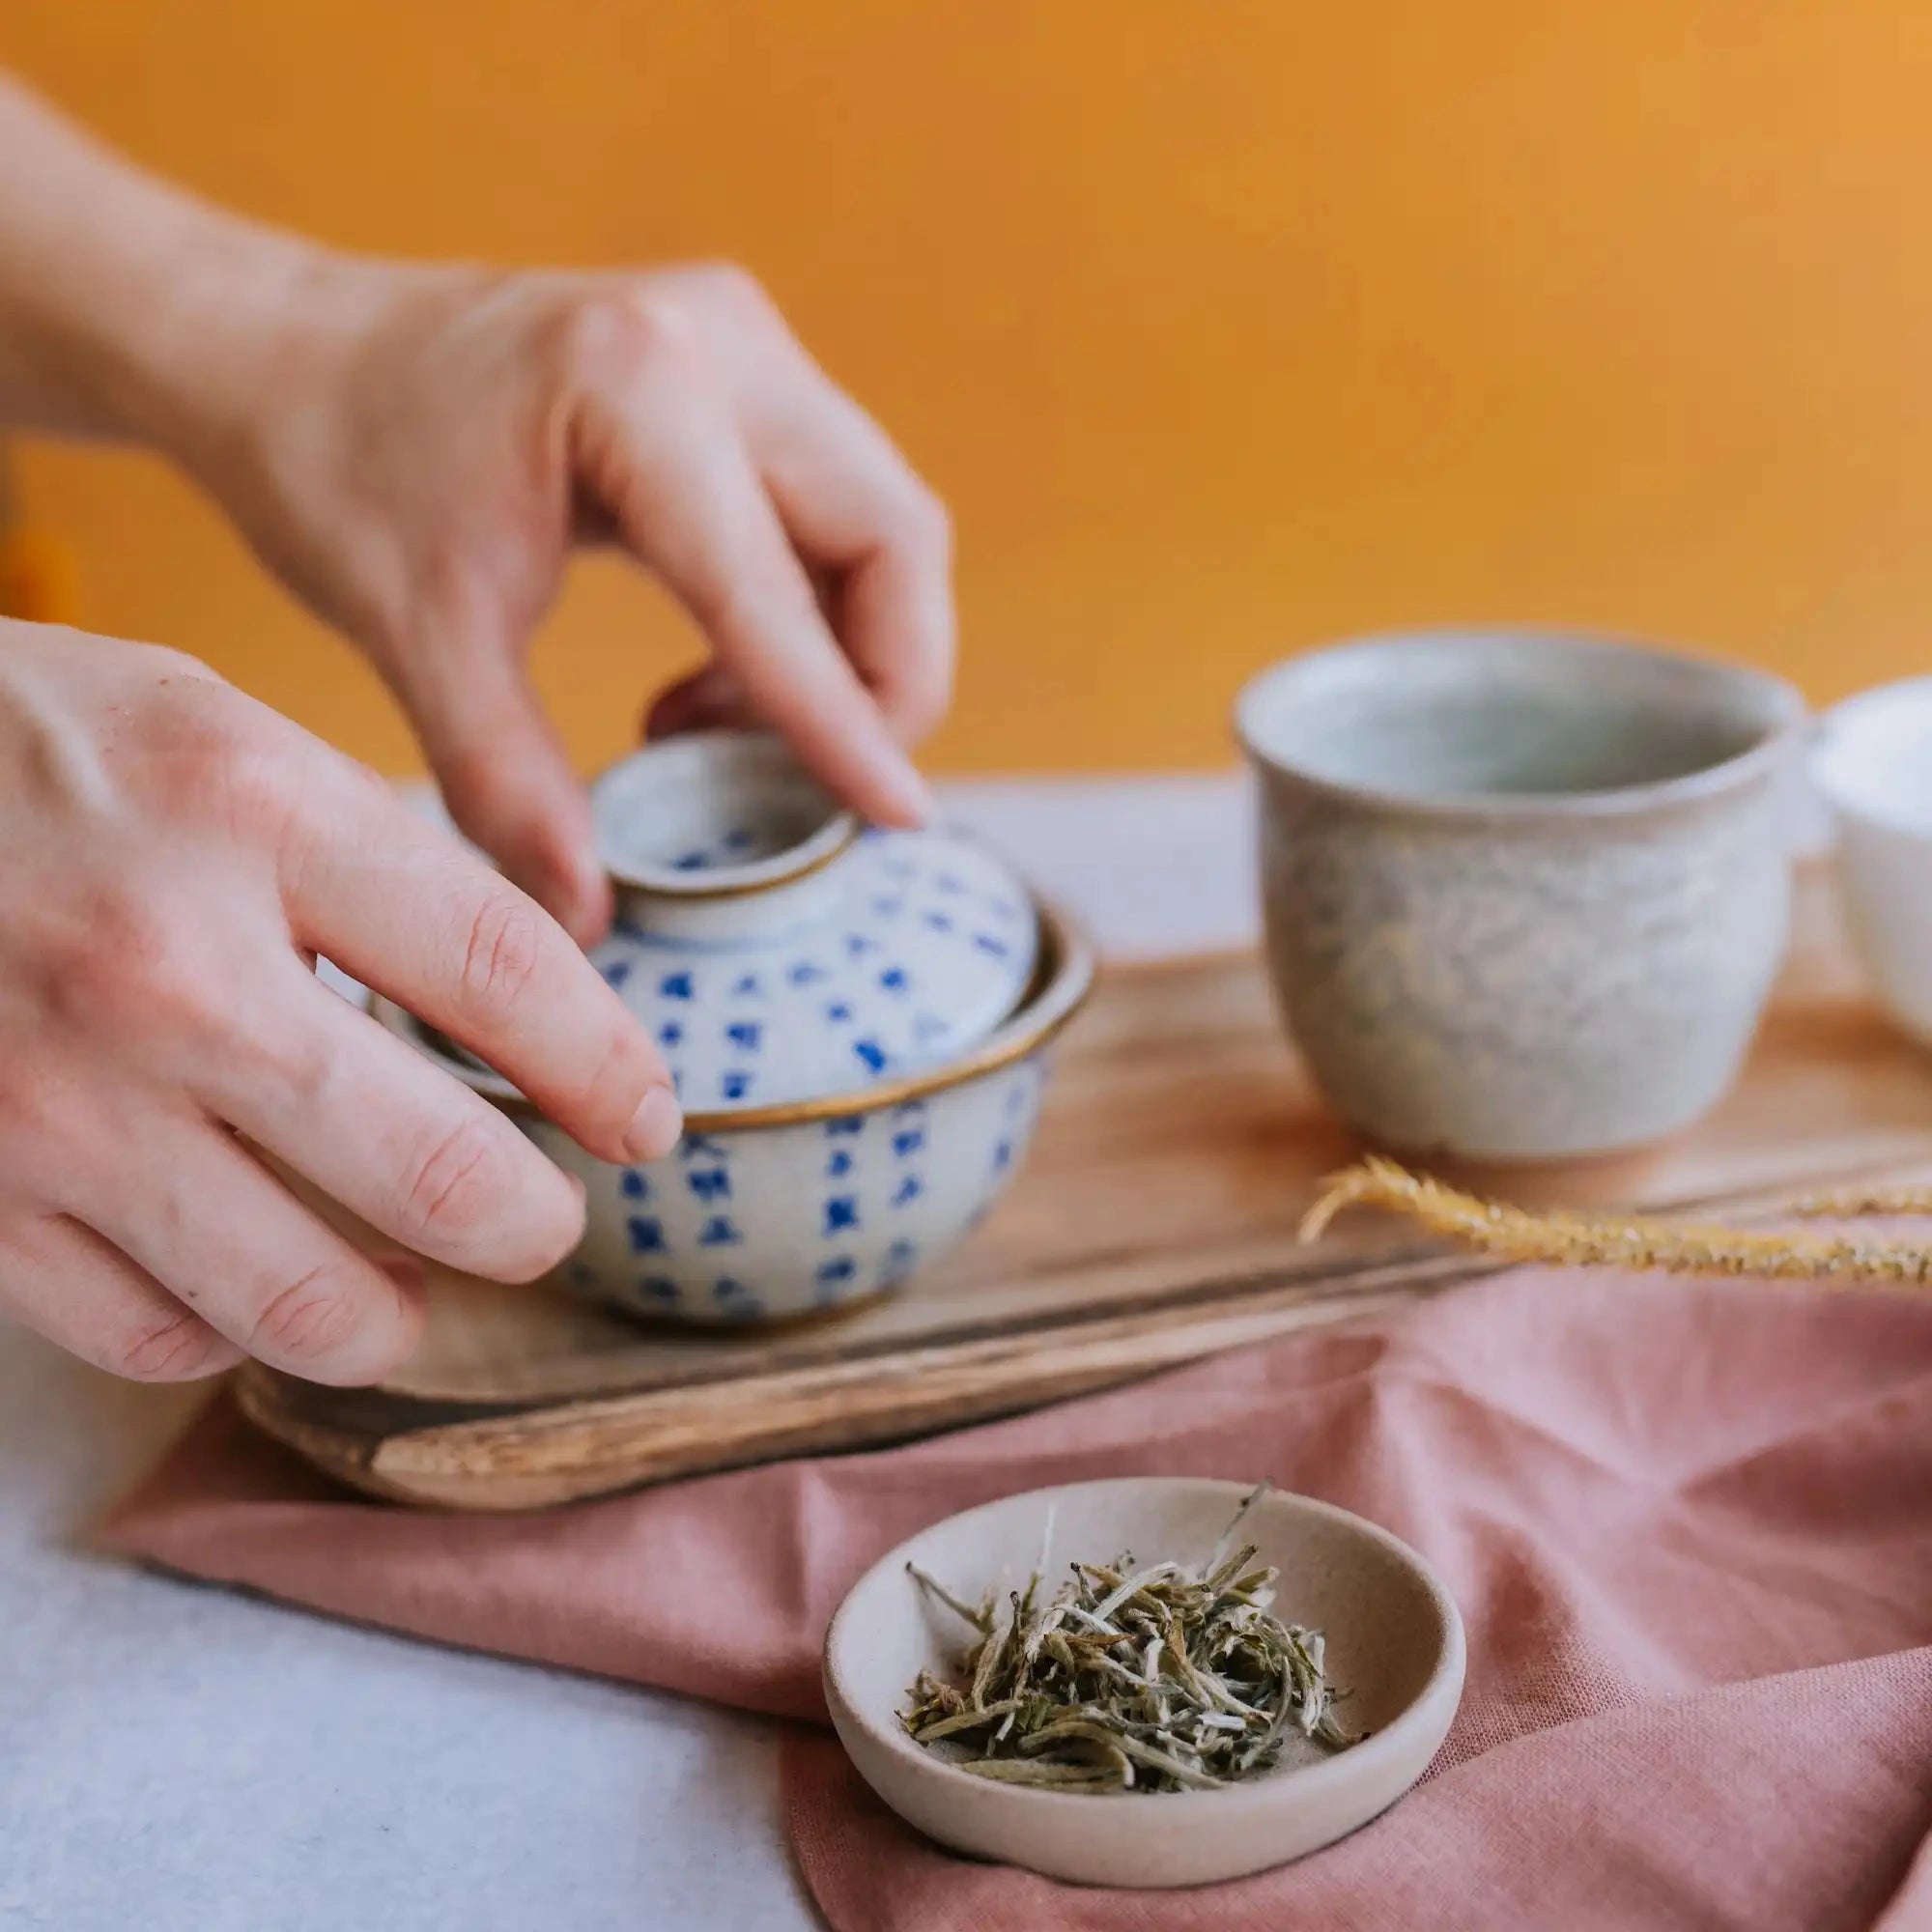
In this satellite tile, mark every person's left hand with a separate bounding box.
[173,257,953,944]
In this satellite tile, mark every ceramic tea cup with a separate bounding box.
[376,907,1091,1324]
[1236,630,1805,1161]
[1812,674,1932,1045]
[373,732,1094,1324]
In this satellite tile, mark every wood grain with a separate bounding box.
[236,866,1932,1509]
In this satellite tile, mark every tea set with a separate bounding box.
[376,626,1927,1327]
[366,630,1932,1885]
[374,730,1092,1323]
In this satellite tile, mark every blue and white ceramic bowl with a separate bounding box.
[375,903,1092,1325]
[580,734,1039,1112]
[374,733,1094,1326]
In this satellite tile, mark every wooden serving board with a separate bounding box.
[237,867,1932,1510]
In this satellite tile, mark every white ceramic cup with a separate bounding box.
[1813,675,1932,1044]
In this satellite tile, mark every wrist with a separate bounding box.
[0,77,337,456]
[87,213,349,471]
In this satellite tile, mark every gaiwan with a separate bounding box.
[374,734,1094,1325]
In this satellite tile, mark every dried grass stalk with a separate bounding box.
[1299,1156,1932,1287]
[1792,1185,1932,1219]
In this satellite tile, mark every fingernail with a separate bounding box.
[623,1084,684,1161]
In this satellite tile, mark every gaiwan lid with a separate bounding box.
[583,733,1038,1112]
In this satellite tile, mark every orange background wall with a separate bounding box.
[5,4,1931,781]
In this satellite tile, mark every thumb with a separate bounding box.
[643,662,757,741]
[402,653,612,948]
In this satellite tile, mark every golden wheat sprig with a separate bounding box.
[1298,1156,1932,1288]
[1791,1186,1932,1219]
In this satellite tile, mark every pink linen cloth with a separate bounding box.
[99,1268,1932,1930]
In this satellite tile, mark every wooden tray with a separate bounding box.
[238,867,1932,1509]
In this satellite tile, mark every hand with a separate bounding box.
[0,620,678,1385]
[177,257,953,943]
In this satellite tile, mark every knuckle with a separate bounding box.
[890,659,954,745]
[209,732,300,840]
[250,1262,368,1363]
[398,1112,510,1246]
[456,890,547,1012]
[145,682,304,848]
[113,1307,231,1383]
[236,1011,335,1111]
[894,482,953,562]
[0,1051,70,1157]
[560,288,710,389]
[309,741,393,816]
[54,891,217,1049]
[133,641,221,687]
[684,260,777,326]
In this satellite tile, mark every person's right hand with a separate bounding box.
[0,620,678,1385]
[163,255,954,949]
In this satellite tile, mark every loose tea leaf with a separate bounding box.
[1300,1156,1932,1286]
[898,1485,1361,1795]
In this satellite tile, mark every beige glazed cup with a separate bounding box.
[1236,630,1805,1161]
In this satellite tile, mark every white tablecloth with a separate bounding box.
[0,774,1256,1932]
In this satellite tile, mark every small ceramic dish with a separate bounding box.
[824,1478,1464,1889]
[1812,675,1932,1045]
[374,901,1094,1327]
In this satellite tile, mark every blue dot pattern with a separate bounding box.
[657,823,774,873]
[586,828,1037,1110]
[566,1052,1049,1321]
[815,1256,856,1305]
[711,1277,764,1321]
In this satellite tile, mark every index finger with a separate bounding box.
[752,362,956,746]
[278,758,681,1164]
[573,305,932,828]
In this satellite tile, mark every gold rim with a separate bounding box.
[368,896,1095,1136]
[604,813,862,901]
